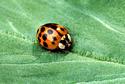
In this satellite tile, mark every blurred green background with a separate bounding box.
[0,0,125,84]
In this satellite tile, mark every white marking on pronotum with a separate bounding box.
[68,44,71,47]
[89,14,123,35]
[67,34,71,41]
[59,43,65,49]
[61,35,65,40]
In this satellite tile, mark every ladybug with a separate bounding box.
[36,23,72,50]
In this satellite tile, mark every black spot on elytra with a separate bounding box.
[58,32,63,37]
[48,29,53,34]
[44,23,57,30]
[60,28,64,31]
[41,27,45,32]
[52,42,55,45]
[53,37,57,41]
[42,34,47,41]
[51,25,57,30]
[38,33,41,37]
[43,42,48,47]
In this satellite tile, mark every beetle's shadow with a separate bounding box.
[32,42,73,63]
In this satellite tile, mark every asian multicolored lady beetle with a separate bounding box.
[36,23,72,50]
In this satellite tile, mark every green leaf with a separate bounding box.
[0,0,125,83]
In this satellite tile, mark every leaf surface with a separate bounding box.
[0,0,125,83]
